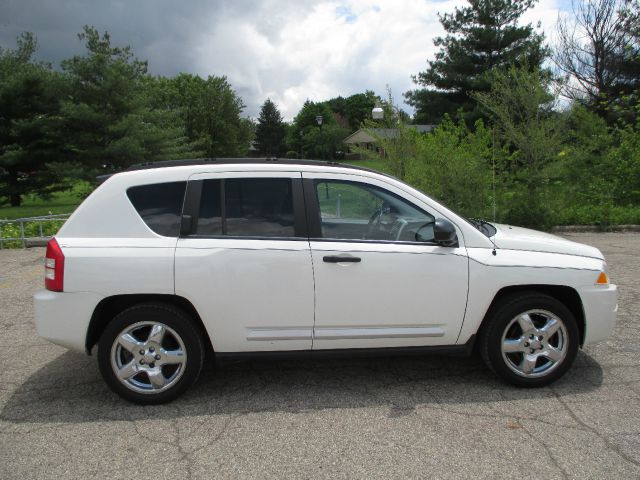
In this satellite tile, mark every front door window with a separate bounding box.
[313,180,434,242]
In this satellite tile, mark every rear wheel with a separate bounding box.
[480,293,579,387]
[98,303,204,404]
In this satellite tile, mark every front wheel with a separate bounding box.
[480,293,579,387]
[98,303,204,404]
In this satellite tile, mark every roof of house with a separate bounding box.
[343,125,435,144]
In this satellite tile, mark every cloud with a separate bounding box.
[0,0,565,120]
[191,0,461,119]
[522,0,564,47]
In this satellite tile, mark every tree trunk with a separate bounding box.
[7,170,21,207]
[10,193,21,207]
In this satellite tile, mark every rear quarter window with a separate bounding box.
[126,181,186,237]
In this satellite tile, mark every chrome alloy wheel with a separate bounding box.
[500,309,569,378]
[110,321,187,394]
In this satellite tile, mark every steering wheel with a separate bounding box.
[365,204,390,239]
[393,218,409,241]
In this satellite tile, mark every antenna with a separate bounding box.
[492,127,497,223]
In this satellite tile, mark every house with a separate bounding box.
[342,125,434,159]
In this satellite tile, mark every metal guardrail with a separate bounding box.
[0,214,71,249]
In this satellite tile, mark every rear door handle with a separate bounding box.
[323,255,361,263]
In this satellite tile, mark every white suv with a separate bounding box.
[34,159,618,404]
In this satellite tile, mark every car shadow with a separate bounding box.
[0,350,603,424]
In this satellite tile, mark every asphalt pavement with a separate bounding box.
[0,232,639,479]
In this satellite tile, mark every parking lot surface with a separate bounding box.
[0,232,639,479]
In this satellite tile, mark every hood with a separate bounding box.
[491,223,604,259]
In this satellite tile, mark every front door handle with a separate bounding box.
[323,255,361,263]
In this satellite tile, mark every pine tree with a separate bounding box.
[405,0,547,124]
[254,99,286,156]
[61,26,198,171]
[0,33,67,206]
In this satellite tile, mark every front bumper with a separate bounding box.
[34,290,104,353]
[579,284,618,346]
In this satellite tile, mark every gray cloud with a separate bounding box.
[0,0,217,74]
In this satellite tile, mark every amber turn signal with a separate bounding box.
[596,272,609,285]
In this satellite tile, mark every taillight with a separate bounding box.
[45,238,64,292]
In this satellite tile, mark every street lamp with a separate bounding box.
[299,129,304,159]
[315,115,324,159]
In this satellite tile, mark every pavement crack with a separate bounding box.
[185,413,239,457]
[520,422,570,480]
[551,388,640,468]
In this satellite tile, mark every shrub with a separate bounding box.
[0,219,65,248]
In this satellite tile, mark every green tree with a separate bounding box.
[405,0,547,124]
[412,118,493,216]
[0,33,67,206]
[359,116,492,217]
[146,73,253,157]
[61,26,196,172]
[324,91,380,130]
[608,120,640,205]
[287,101,349,159]
[551,102,640,227]
[254,99,286,156]
[472,66,564,228]
[548,105,614,224]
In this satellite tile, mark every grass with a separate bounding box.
[0,183,90,247]
[0,182,90,220]
[317,181,382,219]
[343,157,393,174]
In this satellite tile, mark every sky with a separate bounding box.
[0,0,567,120]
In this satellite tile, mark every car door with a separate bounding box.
[302,172,469,350]
[175,171,315,352]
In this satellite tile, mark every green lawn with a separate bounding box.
[0,183,89,220]
[344,157,392,174]
[317,180,383,219]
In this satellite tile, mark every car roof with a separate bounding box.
[97,158,395,184]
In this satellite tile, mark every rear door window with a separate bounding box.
[195,177,295,238]
[127,181,186,237]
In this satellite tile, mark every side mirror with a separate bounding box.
[433,218,458,247]
[415,222,435,242]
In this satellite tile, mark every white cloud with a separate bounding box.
[522,0,564,48]
[192,0,465,119]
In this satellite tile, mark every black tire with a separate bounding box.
[98,303,205,404]
[480,292,579,387]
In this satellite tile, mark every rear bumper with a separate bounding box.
[579,284,618,346]
[34,290,104,353]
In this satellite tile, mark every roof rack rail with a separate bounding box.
[96,157,395,184]
[123,157,357,172]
